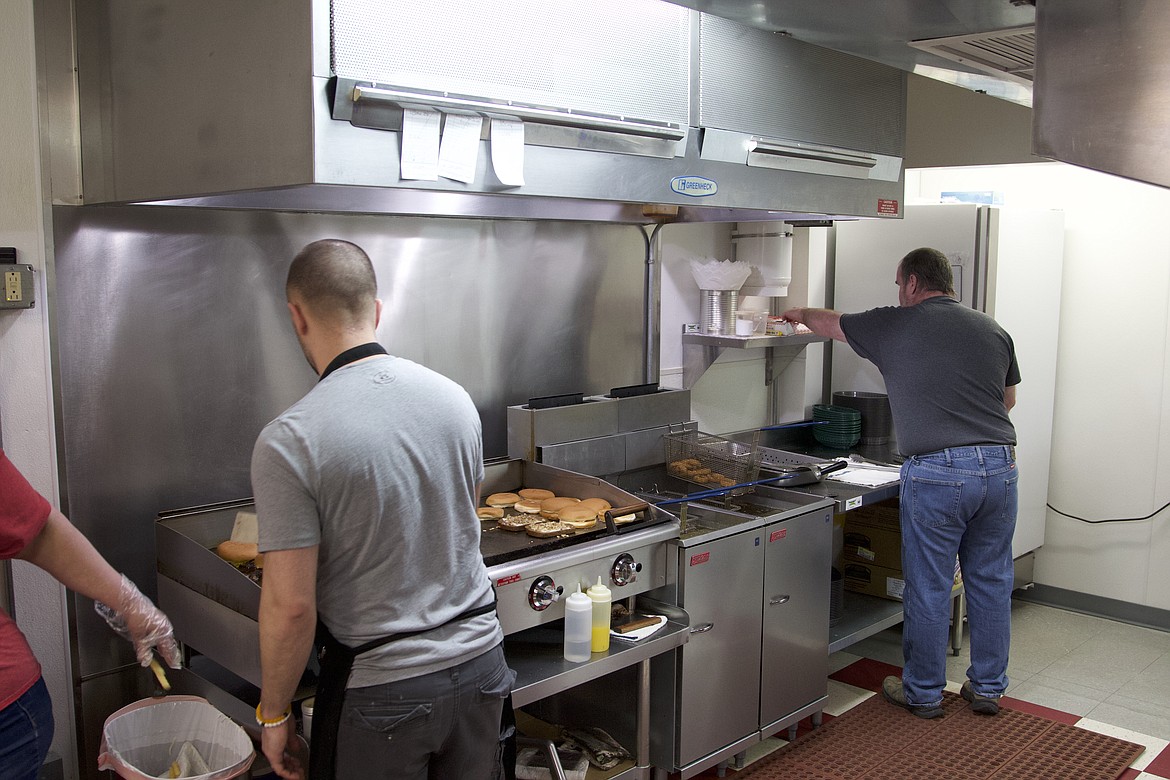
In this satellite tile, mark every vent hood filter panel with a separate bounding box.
[698,14,906,158]
[909,27,1035,85]
[332,0,691,127]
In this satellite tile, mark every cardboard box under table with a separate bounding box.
[843,519,903,571]
[843,561,906,601]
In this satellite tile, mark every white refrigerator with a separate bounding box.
[832,203,1065,560]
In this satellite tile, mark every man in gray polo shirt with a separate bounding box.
[252,239,511,779]
[783,247,1019,720]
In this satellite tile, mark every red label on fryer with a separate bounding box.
[877,199,900,215]
[770,528,787,543]
[496,573,521,587]
[690,551,711,566]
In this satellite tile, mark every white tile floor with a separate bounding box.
[830,597,1170,777]
[836,598,1170,740]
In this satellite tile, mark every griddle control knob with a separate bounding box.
[528,576,563,611]
[611,554,642,587]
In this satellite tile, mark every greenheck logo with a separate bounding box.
[670,176,717,197]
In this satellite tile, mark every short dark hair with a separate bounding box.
[899,247,955,296]
[286,239,378,324]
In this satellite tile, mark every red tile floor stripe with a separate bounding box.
[828,657,901,693]
[997,695,1081,725]
[1144,742,1170,779]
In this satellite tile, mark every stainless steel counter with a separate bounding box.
[724,426,902,511]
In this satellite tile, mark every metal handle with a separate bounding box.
[769,595,791,606]
[749,139,878,169]
[758,421,829,431]
[351,85,686,141]
[690,622,714,634]
[603,503,649,532]
[819,460,849,477]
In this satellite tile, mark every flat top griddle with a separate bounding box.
[478,508,670,567]
[476,459,676,567]
[479,518,609,567]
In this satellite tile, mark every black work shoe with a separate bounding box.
[961,681,1001,715]
[881,676,943,719]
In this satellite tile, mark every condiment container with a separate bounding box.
[586,577,612,653]
[301,697,314,742]
[563,585,592,662]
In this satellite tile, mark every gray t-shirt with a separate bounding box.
[251,354,501,688]
[840,296,1021,456]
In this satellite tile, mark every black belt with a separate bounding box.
[308,597,498,780]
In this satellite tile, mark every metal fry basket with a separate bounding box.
[663,428,762,493]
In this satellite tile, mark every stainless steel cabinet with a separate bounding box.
[649,499,834,778]
[760,509,833,733]
[676,530,763,767]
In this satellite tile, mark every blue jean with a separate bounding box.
[335,643,514,780]
[0,676,54,780]
[899,446,1018,708]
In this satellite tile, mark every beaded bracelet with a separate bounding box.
[255,703,292,728]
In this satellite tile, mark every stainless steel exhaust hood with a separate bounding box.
[1033,0,1170,190]
[73,0,906,223]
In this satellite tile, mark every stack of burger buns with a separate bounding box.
[480,488,633,537]
[213,510,264,583]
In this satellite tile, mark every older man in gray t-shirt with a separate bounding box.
[783,247,1019,722]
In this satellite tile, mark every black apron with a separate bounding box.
[308,599,501,780]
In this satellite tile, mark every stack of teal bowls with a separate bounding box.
[812,404,862,449]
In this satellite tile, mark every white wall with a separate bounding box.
[1,1,77,776]
[657,222,828,435]
[908,163,1170,611]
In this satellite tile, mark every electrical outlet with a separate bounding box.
[1,265,35,310]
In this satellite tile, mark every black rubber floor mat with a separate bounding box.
[732,691,1145,780]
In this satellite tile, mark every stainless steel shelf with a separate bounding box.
[680,332,829,388]
[828,584,965,655]
[506,607,689,708]
[681,332,829,349]
[828,592,904,654]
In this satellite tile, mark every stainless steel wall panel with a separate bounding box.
[533,438,627,484]
[54,206,647,776]
[51,205,645,672]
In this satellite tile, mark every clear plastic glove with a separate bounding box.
[95,574,182,669]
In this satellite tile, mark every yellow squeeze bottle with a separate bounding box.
[586,576,612,653]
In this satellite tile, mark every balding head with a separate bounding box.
[286,239,378,329]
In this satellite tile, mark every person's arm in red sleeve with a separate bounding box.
[4,453,180,668]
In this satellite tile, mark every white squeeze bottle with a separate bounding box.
[587,576,612,653]
[563,584,592,662]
